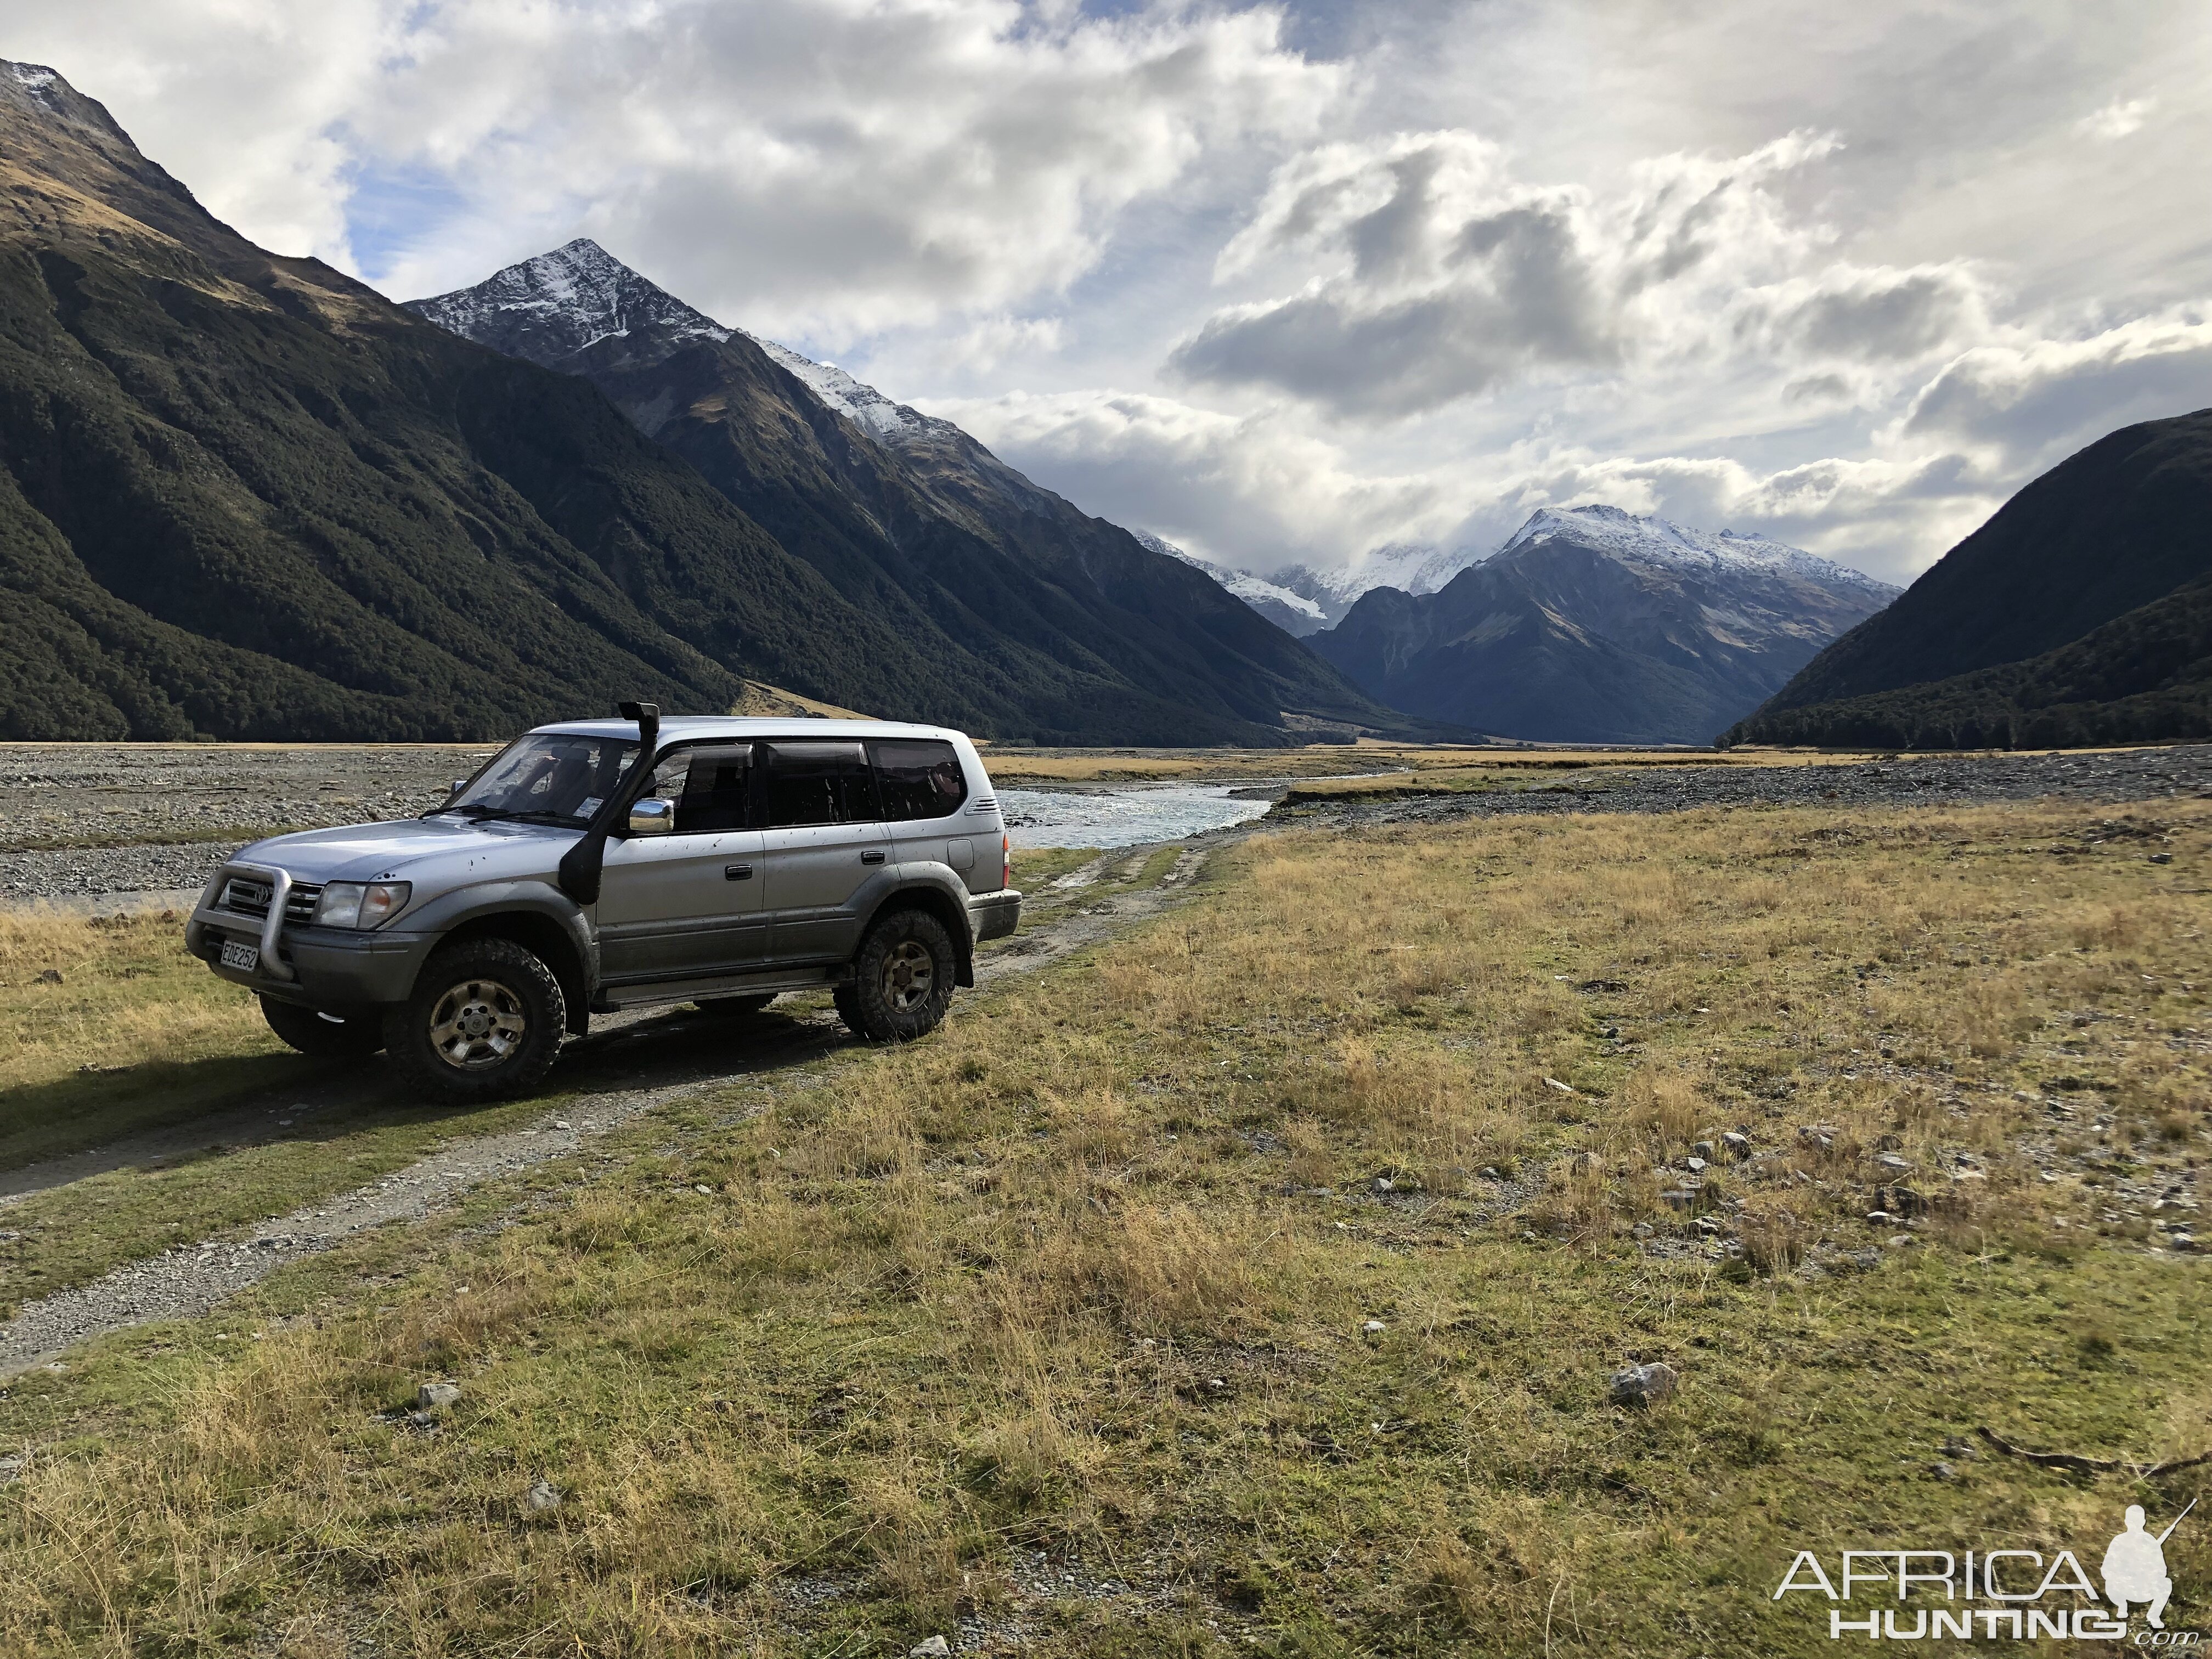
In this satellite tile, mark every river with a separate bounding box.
[998,783,1279,849]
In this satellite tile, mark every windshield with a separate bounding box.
[439,735,639,825]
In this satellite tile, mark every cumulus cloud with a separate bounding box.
[928,387,1457,570]
[356,0,1340,341]
[1171,127,1996,417]
[1900,312,2212,470]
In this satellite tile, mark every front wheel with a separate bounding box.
[383,939,566,1103]
[839,909,955,1043]
[261,995,384,1058]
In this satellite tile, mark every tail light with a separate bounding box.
[1002,833,1012,891]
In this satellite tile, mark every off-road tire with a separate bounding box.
[383,938,566,1104]
[839,909,955,1043]
[693,994,776,1018]
[261,995,385,1058]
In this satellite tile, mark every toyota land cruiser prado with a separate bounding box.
[183,706,1021,1102]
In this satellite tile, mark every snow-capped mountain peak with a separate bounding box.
[409,240,962,448]
[408,238,730,362]
[1500,504,1897,596]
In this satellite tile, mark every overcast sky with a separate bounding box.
[8,0,2209,583]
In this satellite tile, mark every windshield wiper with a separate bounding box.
[424,803,521,821]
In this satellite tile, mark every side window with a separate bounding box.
[674,744,754,833]
[642,753,690,802]
[758,741,881,828]
[871,740,968,822]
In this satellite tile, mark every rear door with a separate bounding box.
[755,740,887,964]
[596,744,769,983]
[873,737,975,882]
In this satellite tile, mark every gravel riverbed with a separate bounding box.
[1283,744,2212,828]
[0,743,494,902]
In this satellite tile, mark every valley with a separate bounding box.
[3,760,2209,1653]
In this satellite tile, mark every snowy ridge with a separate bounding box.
[751,338,962,445]
[1135,533,1327,624]
[1502,505,1898,595]
[1280,542,1483,609]
[6,61,61,112]
[410,239,731,359]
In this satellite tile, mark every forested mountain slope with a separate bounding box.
[0,61,963,740]
[1729,410,2212,748]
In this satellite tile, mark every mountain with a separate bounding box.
[0,60,972,740]
[1133,531,1329,636]
[1265,543,1484,628]
[407,240,1418,745]
[1309,505,1899,744]
[1725,409,2212,747]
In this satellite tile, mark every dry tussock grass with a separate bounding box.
[4,794,2210,1652]
[0,907,274,1099]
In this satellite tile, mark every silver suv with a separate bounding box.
[184,706,1020,1102]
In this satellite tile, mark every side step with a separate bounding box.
[590,963,853,1014]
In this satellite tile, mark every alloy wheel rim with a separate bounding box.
[427,977,528,1070]
[881,940,935,1012]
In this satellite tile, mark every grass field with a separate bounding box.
[3,797,2209,1654]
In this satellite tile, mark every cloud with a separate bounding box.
[927,387,1455,570]
[356,0,1341,341]
[2076,96,2155,139]
[1900,313,2212,470]
[1170,127,1999,417]
[1734,265,1991,364]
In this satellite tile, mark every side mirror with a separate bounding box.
[628,797,675,836]
[449,778,469,796]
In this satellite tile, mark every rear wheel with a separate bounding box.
[838,909,955,1043]
[384,938,565,1103]
[261,995,384,1058]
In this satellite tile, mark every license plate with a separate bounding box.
[219,939,259,973]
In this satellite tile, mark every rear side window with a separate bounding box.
[871,740,968,822]
[674,744,754,833]
[758,741,881,827]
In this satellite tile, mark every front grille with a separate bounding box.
[221,877,323,925]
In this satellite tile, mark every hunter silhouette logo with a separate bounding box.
[2106,1500,2192,1629]
[1772,1500,2198,1641]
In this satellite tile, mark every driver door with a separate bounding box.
[596,744,769,984]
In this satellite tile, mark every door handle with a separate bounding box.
[860,849,886,865]
[725,863,754,881]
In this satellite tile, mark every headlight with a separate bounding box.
[314,881,411,929]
